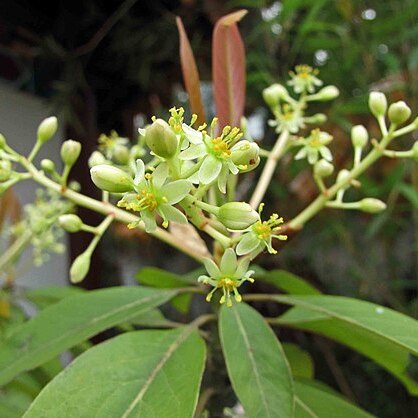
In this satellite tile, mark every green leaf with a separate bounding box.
[24,328,206,418]
[25,286,84,309]
[135,267,194,313]
[295,380,374,417]
[219,303,294,418]
[282,343,314,379]
[276,295,418,394]
[259,270,321,295]
[136,266,195,287]
[0,286,177,386]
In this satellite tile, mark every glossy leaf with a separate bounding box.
[0,286,177,386]
[259,270,321,295]
[176,17,206,126]
[219,302,294,418]
[212,10,247,130]
[135,267,194,313]
[282,343,314,379]
[276,295,418,394]
[24,328,206,418]
[295,380,374,417]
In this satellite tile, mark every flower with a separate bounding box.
[236,204,287,256]
[179,119,250,193]
[98,130,130,162]
[198,249,254,307]
[268,103,306,134]
[287,65,323,94]
[117,159,191,232]
[294,128,333,164]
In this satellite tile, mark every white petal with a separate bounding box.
[179,144,207,160]
[182,124,203,144]
[152,162,168,188]
[199,155,222,185]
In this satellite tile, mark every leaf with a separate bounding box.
[25,286,85,309]
[176,17,206,125]
[212,10,247,130]
[295,380,374,417]
[24,328,206,418]
[275,295,418,394]
[259,270,321,295]
[136,266,195,287]
[135,267,194,314]
[282,343,314,379]
[219,303,294,418]
[0,286,177,386]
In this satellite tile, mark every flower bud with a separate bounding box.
[145,119,179,159]
[368,92,387,118]
[61,140,81,167]
[113,144,130,165]
[0,134,6,149]
[351,125,368,149]
[314,159,334,178]
[59,214,83,233]
[40,159,56,173]
[70,251,91,283]
[359,198,387,213]
[411,141,418,162]
[231,140,260,172]
[306,113,327,124]
[388,101,411,125]
[0,160,12,182]
[90,165,134,193]
[88,151,107,168]
[263,84,289,107]
[315,85,339,101]
[336,169,351,189]
[37,116,58,143]
[218,202,260,230]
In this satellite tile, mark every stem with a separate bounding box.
[27,140,42,162]
[21,159,207,263]
[61,164,71,187]
[250,130,289,208]
[0,230,33,273]
[286,132,394,230]
[83,214,114,256]
[202,225,231,248]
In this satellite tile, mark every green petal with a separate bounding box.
[179,144,206,160]
[141,210,157,233]
[159,204,188,224]
[160,180,191,204]
[220,248,238,275]
[226,159,239,175]
[217,165,229,194]
[152,162,168,188]
[235,256,251,278]
[134,159,145,185]
[199,155,222,185]
[294,148,307,160]
[319,146,332,161]
[236,232,261,255]
[307,149,318,165]
[204,258,221,279]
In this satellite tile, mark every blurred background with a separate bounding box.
[0,0,417,416]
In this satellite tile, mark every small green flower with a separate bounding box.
[117,159,191,232]
[287,65,323,94]
[98,130,130,162]
[236,204,287,256]
[295,128,333,164]
[179,120,247,193]
[198,249,254,307]
[268,103,306,134]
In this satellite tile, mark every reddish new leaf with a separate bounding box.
[212,10,247,131]
[176,17,206,126]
